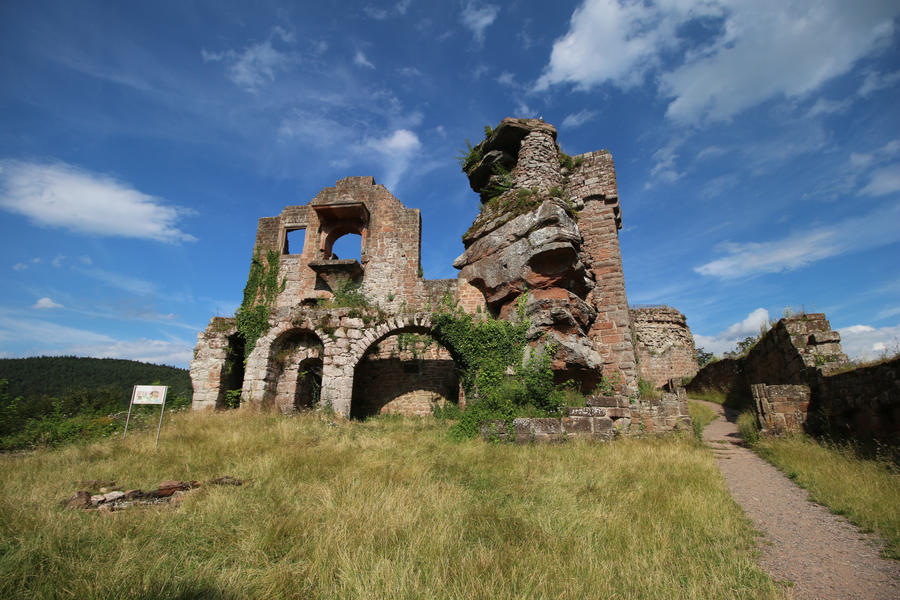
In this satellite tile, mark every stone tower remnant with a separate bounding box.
[190,118,699,417]
[630,306,699,388]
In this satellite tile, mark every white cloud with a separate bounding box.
[806,98,853,118]
[364,6,389,19]
[561,109,598,129]
[537,0,899,124]
[0,160,195,243]
[364,1,411,19]
[695,203,900,279]
[461,2,499,43]
[202,28,296,91]
[51,254,66,268]
[77,266,158,296]
[497,71,516,87]
[0,312,194,367]
[33,297,63,309]
[858,69,900,96]
[363,129,422,190]
[536,0,682,91]
[693,308,770,356]
[12,262,28,271]
[67,338,195,367]
[0,315,115,347]
[860,163,900,196]
[837,323,900,360]
[354,50,375,69]
[649,138,685,184]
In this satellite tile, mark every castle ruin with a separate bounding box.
[190,118,699,420]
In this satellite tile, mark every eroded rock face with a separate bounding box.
[455,118,609,391]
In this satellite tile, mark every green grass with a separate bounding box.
[0,411,782,599]
[689,401,718,441]
[688,389,727,405]
[756,435,900,559]
[736,411,760,445]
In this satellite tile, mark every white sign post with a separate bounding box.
[124,385,168,446]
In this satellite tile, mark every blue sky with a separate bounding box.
[1,0,899,368]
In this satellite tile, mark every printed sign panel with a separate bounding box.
[132,385,167,405]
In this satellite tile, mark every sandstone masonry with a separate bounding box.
[190,118,698,425]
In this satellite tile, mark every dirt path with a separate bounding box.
[696,400,900,600]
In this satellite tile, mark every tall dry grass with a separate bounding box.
[756,435,900,559]
[0,411,781,599]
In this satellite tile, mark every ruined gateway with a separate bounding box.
[190,118,698,421]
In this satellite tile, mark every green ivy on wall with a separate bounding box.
[235,248,284,358]
[430,294,566,439]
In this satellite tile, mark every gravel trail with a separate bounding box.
[696,399,900,600]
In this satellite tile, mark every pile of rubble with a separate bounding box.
[61,476,243,512]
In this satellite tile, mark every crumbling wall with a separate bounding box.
[815,357,900,443]
[189,317,239,410]
[631,306,698,388]
[481,388,691,442]
[688,315,899,442]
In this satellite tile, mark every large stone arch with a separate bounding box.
[241,317,332,411]
[321,313,460,417]
[346,314,465,419]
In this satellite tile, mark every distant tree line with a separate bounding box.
[0,356,191,451]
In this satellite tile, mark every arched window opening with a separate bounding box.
[328,232,362,261]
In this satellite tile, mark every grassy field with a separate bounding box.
[688,401,718,440]
[755,435,900,559]
[0,412,783,599]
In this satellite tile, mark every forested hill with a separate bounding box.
[0,356,191,400]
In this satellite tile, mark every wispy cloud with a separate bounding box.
[363,129,422,190]
[353,50,375,69]
[858,69,900,97]
[76,266,158,296]
[860,163,900,196]
[33,297,63,310]
[561,109,597,129]
[0,160,195,243]
[461,2,499,43]
[202,27,297,91]
[695,204,900,279]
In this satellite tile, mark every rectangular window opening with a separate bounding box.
[284,228,307,255]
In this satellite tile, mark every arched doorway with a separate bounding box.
[264,329,325,414]
[351,329,462,419]
[295,357,322,410]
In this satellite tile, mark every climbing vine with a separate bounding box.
[430,293,566,439]
[235,248,284,357]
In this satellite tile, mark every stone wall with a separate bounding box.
[481,388,691,442]
[631,306,699,388]
[687,313,900,442]
[686,358,744,398]
[189,317,240,411]
[752,384,811,433]
[815,357,900,443]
